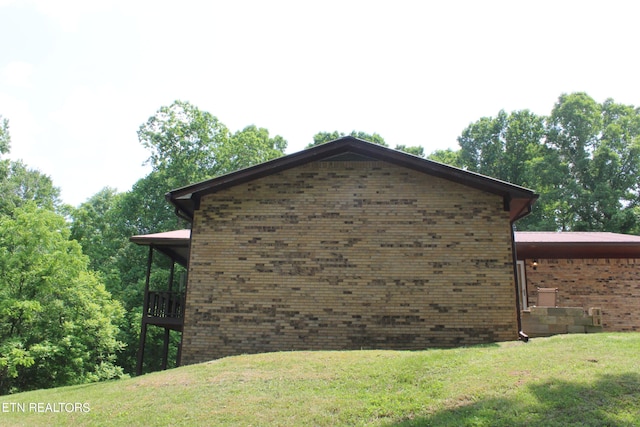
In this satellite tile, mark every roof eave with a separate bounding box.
[165,137,538,221]
[516,242,640,259]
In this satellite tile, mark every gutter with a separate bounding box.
[165,192,194,223]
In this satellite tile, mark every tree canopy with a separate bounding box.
[139,101,287,187]
[307,130,425,157]
[70,101,290,374]
[0,118,124,394]
[0,204,125,394]
[443,93,640,232]
[0,116,10,157]
[0,116,61,217]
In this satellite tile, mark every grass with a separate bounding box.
[1,333,639,426]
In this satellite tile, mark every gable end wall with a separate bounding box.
[181,160,517,364]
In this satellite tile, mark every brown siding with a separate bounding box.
[524,258,640,331]
[181,160,517,364]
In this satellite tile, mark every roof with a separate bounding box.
[132,230,640,260]
[515,231,640,258]
[130,229,191,266]
[165,136,538,222]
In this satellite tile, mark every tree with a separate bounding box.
[546,93,640,231]
[427,148,462,167]
[137,101,288,201]
[0,160,61,216]
[70,187,124,275]
[307,130,425,157]
[594,99,640,232]
[452,108,561,230]
[0,116,61,216]
[457,111,509,179]
[454,102,594,230]
[137,100,230,188]
[432,93,640,232]
[457,110,546,186]
[131,102,289,237]
[308,130,389,148]
[0,204,125,394]
[0,116,10,157]
[71,101,289,374]
[395,144,425,158]
[219,125,287,172]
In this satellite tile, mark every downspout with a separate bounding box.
[161,258,176,371]
[174,207,193,224]
[165,191,195,224]
[164,192,195,367]
[175,210,194,368]
[510,223,528,342]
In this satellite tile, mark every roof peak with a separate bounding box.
[166,137,538,221]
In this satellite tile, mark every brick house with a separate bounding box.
[515,231,640,336]
[131,137,538,371]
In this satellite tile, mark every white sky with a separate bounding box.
[1,0,639,206]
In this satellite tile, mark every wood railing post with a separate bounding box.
[136,246,154,376]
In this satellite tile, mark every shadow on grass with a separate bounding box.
[390,372,640,427]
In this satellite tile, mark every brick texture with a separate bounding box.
[181,160,518,364]
[525,258,640,331]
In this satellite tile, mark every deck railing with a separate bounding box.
[146,291,184,319]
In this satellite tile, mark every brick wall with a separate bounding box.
[524,258,640,332]
[181,160,518,364]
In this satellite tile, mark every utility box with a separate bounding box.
[537,287,558,307]
[589,307,603,326]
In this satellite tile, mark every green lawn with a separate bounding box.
[1,333,639,426]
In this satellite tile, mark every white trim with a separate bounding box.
[516,260,528,310]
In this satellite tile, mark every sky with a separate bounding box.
[1,0,639,207]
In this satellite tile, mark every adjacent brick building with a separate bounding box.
[135,137,536,366]
[515,232,640,334]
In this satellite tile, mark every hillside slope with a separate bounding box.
[1,333,639,426]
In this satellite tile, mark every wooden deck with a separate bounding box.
[144,290,184,330]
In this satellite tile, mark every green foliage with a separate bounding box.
[0,116,122,393]
[129,102,287,236]
[394,144,425,157]
[0,116,10,156]
[445,94,640,232]
[220,125,287,172]
[0,160,62,216]
[457,109,546,186]
[308,130,425,157]
[0,204,125,394]
[138,100,230,184]
[546,93,640,231]
[70,101,289,375]
[308,130,389,147]
[137,100,289,190]
[427,148,462,167]
[0,117,61,216]
[70,188,122,273]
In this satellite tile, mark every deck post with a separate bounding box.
[168,259,175,292]
[161,327,170,371]
[176,333,183,367]
[136,246,154,375]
